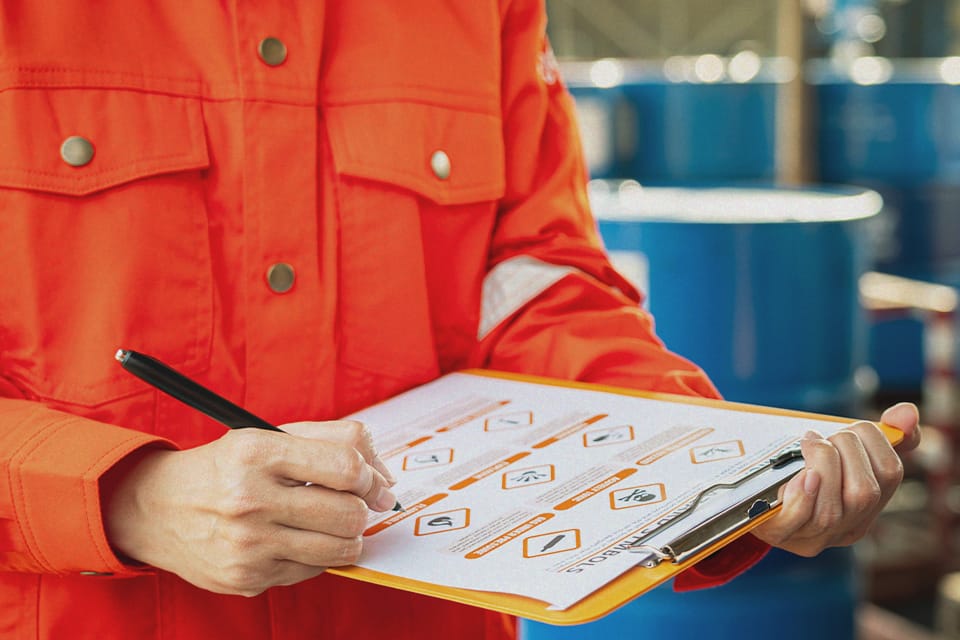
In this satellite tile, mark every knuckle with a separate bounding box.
[220,523,262,553]
[808,439,838,458]
[878,457,905,489]
[227,431,272,466]
[341,420,366,445]
[849,482,882,512]
[336,449,367,487]
[335,537,364,565]
[829,430,860,448]
[222,487,262,519]
[814,507,842,533]
[849,420,878,436]
[341,498,369,537]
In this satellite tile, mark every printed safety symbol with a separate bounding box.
[583,424,635,448]
[403,448,454,471]
[502,464,555,490]
[523,529,580,558]
[414,508,471,536]
[484,411,534,431]
[689,440,745,464]
[609,483,666,510]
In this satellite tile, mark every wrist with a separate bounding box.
[101,446,176,565]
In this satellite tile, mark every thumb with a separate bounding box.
[880,402,921,452]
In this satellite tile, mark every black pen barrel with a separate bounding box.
[116,350,281,431]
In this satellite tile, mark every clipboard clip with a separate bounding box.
[629,441,805,567]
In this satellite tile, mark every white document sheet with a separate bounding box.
[349,373,849,611]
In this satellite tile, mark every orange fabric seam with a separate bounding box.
[81,433,158,568]
[9,418,76,573]
[0,155,205,182]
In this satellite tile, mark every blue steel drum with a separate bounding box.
[812,57,960,284]
[561,57,783,182]
[590,182,882,415]
[519,547,859,640]
[812,58,960,390]
[519,185,879,640]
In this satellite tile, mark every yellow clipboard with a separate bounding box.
[328,369,904,625]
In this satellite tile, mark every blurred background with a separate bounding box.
[519,1,960,639]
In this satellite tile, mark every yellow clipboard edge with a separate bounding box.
[329,502,779,625]
[463,369,905,447]
[330,369,904,625]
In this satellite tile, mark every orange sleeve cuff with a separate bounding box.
[672,534,770,591]
[4,407,174,575]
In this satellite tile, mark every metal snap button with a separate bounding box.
[266,263,295,293]
[430,150,451,180]
[258,37,288,66]
[60,136,95,167]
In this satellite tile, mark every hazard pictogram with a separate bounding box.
[502,464,555,490]
[523,529,580,558]
[484,411,534,431]
[690,440,745,464]
[403,448,454,471]
[609,483,666,510]
[583,424,635,448]
[414,508,470,536]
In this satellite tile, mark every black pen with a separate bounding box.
[115,349,402,510]
[116,349,281,431]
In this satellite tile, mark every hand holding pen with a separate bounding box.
[103,349,400,596]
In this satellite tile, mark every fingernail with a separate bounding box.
[374,486,399,512]
[803,469,821,495]
[803,430,822,441]
[882,402,918,421]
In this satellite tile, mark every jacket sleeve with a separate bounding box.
[472,0,768,589]
[0,379,174,576]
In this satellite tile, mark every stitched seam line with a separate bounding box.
[9,418,75,573]
[82,434,157,568]
[0,152,205,181]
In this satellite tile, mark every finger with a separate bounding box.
[798,432,844,538]
[269,484,370,538]
[847,421,904,499]
[283,440,396,511]
[879,402,921,452]
[223,430,397,511]
[283,420,397,485]
[752,468,820,552]
[829,429,882,539]
[270,526,364,569]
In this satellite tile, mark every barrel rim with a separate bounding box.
[589,181,883,224]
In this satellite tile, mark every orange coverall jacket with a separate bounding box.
[0,1,768,638]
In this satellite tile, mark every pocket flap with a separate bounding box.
[0,89,209,197]
[325,101,505,205]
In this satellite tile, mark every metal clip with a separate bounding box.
[629,440,806,567]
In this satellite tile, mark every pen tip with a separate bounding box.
[114,349,129,363]
[393,501,405,512]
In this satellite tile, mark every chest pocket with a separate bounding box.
[324,100,505,408]
[0,87,213,408]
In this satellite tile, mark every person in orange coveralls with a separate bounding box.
[0,2,920,639]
